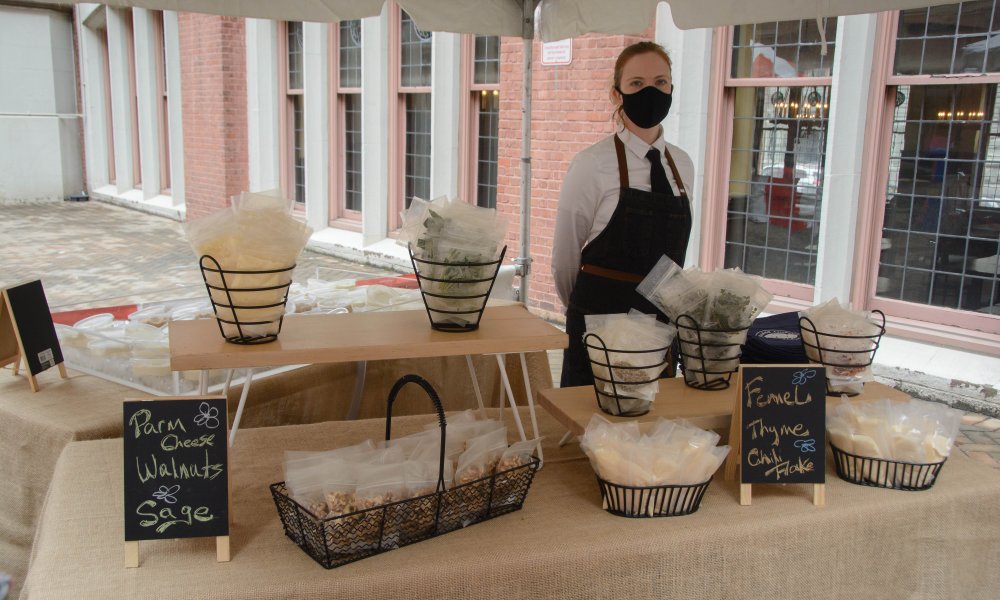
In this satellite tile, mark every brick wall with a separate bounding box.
[497,33,651,321]
[178,13,248,220]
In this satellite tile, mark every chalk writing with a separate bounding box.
[740,366,826,485]
[123,398,228,541]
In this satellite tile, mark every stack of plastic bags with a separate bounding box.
[583,311,677,415]
[638,256,773,386]
[800,298,884,394]
[397,196,508,325]
[184,190,313,339]
[827,397,961,479]
[580,414,730,490]
[283,410,539,521]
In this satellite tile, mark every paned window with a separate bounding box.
[400,11,432,208]
[722,19,838,298]
[872,1,1000,327]
[473,36,500,209]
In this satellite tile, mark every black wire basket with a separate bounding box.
[799,310,886,396]
[830,443,946,491]
[675,314,750,391]
[596,475,712,518]
[199,255,295,345]
[270,374,540,569]
[409,245,506,332]
[584,332,671,417]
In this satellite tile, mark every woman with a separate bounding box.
[552,41,695,388]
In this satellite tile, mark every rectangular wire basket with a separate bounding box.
[270,374,540,569]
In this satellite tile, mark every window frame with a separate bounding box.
[327,21,363,230]
[460,35,501,209]
[152,10,170,194]
[853,9,1000,342]
[706,25,836,301]
[389,5,433,232]
[278,21,306,212]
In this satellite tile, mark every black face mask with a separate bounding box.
[616,85,673,129]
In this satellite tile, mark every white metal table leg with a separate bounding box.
[222,369,235,397]
[494,353,527,443]
[517,352,544,465]
[558,431,575,447]
[346,361,367,420]
[228,368,254,448]
[198,370,208,395]
[465,354,487,419]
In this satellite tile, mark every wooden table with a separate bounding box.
[539,379,910,439]
[170,305,567,453]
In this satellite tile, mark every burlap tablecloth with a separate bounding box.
[21,406,1000,600]
[2,352,550,599]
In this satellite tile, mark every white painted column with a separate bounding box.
[132,8,160,199]
[303,22,330,232]
[813,14,879,304]
[245,18,281,193]
[163,10,184,206]
[430,31,461,200]
[106,7,134,192]
[76,4,110,190]
[656,3,712,268]
[361,12,389,246]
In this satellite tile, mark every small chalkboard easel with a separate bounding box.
[725,364,827,506]
[123,397,231,567]
[1,280,67,392]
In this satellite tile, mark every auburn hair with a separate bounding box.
[611,41,673,127]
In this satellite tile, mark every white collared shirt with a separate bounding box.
[552,129,695,306]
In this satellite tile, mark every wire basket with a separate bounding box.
[584,332,671,417]
[199,255,295,344]
[596,475,712,518]
[270,374,540,569]
[830,444,946,491]
[799,310,886,396]
[409,245,507,332]
[675,314,750,391]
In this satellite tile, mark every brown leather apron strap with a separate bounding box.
[663,146,688,198]
[579,263,644,283]
[613,134,629,190]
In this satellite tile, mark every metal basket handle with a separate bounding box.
[385,374,448,493]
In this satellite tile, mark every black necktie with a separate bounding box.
[646,147,670,195]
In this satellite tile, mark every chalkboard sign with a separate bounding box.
[1,279,64,377]
[123,397,229,542]
[739,365,826,486]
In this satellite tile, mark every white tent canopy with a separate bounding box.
[39,0,957,302]
[40,0,955,39]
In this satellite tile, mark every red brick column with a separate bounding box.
[178,13,248,220]
[497,33,650,320]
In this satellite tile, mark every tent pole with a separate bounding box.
[515,0,535,305]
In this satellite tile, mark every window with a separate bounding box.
[472,35,500,209]
[720,19,838,299]
[329,19,363,224]
[98,23,115,184]
[281,21,305,205]
[399,10,432,211]
[126,10,141,187]
[868,1,1000,333]
[152,11,170,192]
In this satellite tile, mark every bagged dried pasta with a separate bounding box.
[801,299,883,395]
[185,190,313,340]
[584,312,676,410]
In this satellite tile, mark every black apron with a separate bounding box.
[560,134,692,388]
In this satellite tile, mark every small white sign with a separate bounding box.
[541,39,572,66]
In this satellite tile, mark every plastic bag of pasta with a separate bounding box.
[184,190,312,340]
